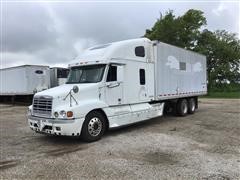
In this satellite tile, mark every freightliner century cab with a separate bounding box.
[27,38,207,142]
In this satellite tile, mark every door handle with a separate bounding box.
[107,82,120,88]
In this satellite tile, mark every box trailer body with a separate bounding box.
[27,38,207,142]
[155,42,207,100]
[0,65,50,95]
[50,67,69,88]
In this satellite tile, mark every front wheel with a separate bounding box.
[81,111,106,142]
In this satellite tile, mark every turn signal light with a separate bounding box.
[67,111,73,118]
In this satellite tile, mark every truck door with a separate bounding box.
[105,64,124,106]
[139,65,154,102]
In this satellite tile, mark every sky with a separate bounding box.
[1,0,239,68]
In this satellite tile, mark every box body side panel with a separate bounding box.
[155,43,207,100]
[0,67,28,95]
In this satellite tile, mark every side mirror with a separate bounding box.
[72,86,79,93]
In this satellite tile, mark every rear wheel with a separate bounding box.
[188,98,196,114]
[177,99,188,116]
[81,111,106,142]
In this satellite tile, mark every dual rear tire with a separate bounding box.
[176,98,196,116]
[188,98,196,114]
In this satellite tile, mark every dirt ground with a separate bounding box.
[0,98,240,179]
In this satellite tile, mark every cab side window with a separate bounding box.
[135,46,145,57]
[107,65,117,82]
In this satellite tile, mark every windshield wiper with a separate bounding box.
[66,82,77,84]
[79,80,94,83]
[66,80,95,84]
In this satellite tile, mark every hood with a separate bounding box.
[35,83,99,99]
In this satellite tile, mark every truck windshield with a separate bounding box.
[66,64,106,84]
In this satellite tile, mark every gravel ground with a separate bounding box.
[0,98,240,179]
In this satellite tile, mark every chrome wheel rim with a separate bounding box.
[88,117,102,137]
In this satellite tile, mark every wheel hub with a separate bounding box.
[93,123,99,130]
[88,117,102,137]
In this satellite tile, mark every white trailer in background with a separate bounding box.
[50,67,69,88]
[0,65,50,95]
[27,38,207,142]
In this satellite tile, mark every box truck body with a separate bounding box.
[0,65,50,95]
[27,38,207,142]
[155,42,207,100]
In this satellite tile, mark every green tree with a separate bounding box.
[195,30,240,89]
[145,9,206,49]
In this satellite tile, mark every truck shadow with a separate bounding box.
[35,114,179,144]
[35,136,91,157]
[37,135,82,144]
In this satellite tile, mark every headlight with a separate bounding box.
[54,112,59,118]
[59,110,66,118]
[54,110,74,119]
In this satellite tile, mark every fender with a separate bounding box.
[64,99,109,119]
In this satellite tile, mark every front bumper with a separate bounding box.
[28,115,85,136]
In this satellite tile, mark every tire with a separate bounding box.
[81,111,106,142]
[176,99,188,116]
[163,101,172,115]
[188,98,196,114]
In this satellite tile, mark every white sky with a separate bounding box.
[1,0,239,68]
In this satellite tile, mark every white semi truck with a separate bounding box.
[27,38,207,142]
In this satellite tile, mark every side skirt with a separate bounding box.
[104,102,164,129]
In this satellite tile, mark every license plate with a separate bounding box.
[36,119,47,130]
[36,120,41,129]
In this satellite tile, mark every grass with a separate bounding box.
[201,91,240,99]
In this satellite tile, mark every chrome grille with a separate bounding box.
[33,96,53,117]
